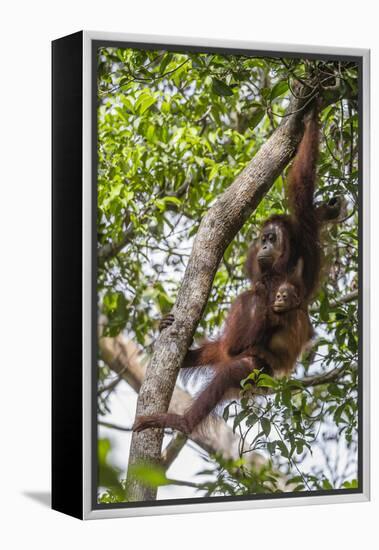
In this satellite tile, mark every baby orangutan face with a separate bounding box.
[272,282,301,313]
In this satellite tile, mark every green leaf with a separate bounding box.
[320,294,330,322]
[287,379,304,390]
[277,441,289,458]
[139,96,157,115]
[208,164,219,181]
[270,80,289,100]
[328,383,343,397]
[233,409,249,433]
[342,479,358,489]
[261,87,271,100]
[267,441,277,454]
[285,475,304,486]
[334,403,347,425]
[120,95,134,113]
[322,478,333,490]
[246,413,258,427]
[296,440,304,455]
[241,369,261,387]
[256,372,277,388]
[162,196,182,206]
[248,109,265,130]
[160,52,173,74]
[98,439,124,499]
[261,417,271,437]
[282,388,292,408]
[129,463,169,488]
[212,78,234,97]
[223,404,231,422]
[98,438,111,465]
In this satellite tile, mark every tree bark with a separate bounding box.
[126,86,349,501]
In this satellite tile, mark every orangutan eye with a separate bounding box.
[269,233,276,242]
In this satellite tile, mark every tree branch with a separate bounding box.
[249,363,353,397]
[99,420,133,432]
[301,363,353,387]
[98,224,135,267]
[310,289,358,314]
[97,368,126,395]
[161,433,188,469]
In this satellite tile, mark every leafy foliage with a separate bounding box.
[96,47,359,500]
[97,438,124,502]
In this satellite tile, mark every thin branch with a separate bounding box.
[97,366,127,396]
[161,433,188,469]
[249,363,353,398]
[102,59,190,95]
[329,289,358,307]
[98,224,135,267]
[165,477,202,490]
[301,363,352,387]
[310,289,358,313]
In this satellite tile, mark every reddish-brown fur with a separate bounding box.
[133,108,321,436]
[250,270,314,377]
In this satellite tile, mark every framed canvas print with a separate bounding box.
[52,31,370,520]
